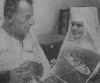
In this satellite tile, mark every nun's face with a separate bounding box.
[70,21,84,40]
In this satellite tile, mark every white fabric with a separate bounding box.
[0,27,50,80]
[59,7,100,55]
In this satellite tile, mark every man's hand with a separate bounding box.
[10,61,43,83]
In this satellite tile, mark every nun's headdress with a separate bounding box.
[60,7,100,55]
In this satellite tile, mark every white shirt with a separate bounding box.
[0,27,50,80]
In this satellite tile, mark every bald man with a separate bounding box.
[0,0,50,83]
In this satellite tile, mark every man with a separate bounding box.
[0,0,50,83]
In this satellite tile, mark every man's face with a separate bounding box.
[13,1,34,36]
[70,21,84,40]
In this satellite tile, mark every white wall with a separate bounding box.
[0,0,98,38]
[0,0,99,38]
[32,0,70,37]
[31,0,98,38]
[0,0,99,41]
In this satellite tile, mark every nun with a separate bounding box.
[43,7,100,83]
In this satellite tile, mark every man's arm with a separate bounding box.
[10,61,44,83]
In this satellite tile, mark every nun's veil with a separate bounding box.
[58,7,100,58]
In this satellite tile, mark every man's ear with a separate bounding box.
[2,15,16,29]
